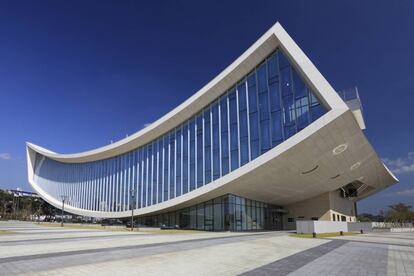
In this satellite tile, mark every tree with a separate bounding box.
[0,190,13,219]
[388,203,412,213]
[357,214,372,222]
[385,202,414,223]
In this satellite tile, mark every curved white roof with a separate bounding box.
[27,22,347,163]
[26,22,398,218]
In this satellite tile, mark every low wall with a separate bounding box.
[314,221,347,233]
[390,228,414,233]
[372,222,413,229]
[347,222,372,232]
[296,221,372,234]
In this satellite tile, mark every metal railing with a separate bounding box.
[337,86,363,113]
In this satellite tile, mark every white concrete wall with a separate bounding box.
[296,220,372,234]
[347,222,372,232]
[314,221,348,233]
[296,221,315,234]
[390,228,414,232]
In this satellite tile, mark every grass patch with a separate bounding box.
[39,223,124,231]
[0,230,15,235]
[289,232,358,238]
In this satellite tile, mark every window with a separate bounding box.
[142,146,147,208]
[257,63,271,154]
[197,203,205,230]
[182,124,189,194]
[229,88,239,171]
[295,97,310,130]
[169,132,175,199]
[163,135,169,200]
[147,145,153,206]
[220,95,229,176]
[292,70,310,130]
[152,142,157,205]
[309,91,325,122]
[196,115,203,187]
[332,214,336,221]
[137,150,142,208]
[157,139,163,203]
[238,82,249,165]
[189,119,196,191]
[204,108,211,184]
[175,128,182,197]
[287,217,294,223]
[211,102,220,180]
[247,73,260,160]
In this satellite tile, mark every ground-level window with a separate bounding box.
[311,217,318,221]
[288,217,294,223]
[332,214,336,221]
[341,215,346,221]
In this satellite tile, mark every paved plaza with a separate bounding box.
[0,221,413,275]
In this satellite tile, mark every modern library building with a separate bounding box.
[26,22,398,231]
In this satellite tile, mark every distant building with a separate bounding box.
[26,22,398,231]
[7,189,39,198]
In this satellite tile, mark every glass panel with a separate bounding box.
[147,144,152,206]
[158,139,163,203]
[211,102,220,180]
[238,82,249,166]
[283,94,296,139]
[196,114,203,187]
[190,206,197,229]
[189,119,196,191]
[220,95,229,176]
[182,124,189,194]
[152,143,157,205]
[142,147,147,208]
[309,91,325,122]
[176,128,182,197]
[213,202,223,230]
[169,132,175,199]
[163,135,169,201]
[257,63,271,154]
[229,88,239,171]
[204,108,211,184]
[197,203,205,230]
[205,201,213,231]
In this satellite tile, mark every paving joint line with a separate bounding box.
[0,231,285,264]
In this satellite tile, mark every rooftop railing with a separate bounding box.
[337,86,363,112]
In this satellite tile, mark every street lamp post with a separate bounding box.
[130,188,135,232]
[16,195,19,220]
[60,195,68,227]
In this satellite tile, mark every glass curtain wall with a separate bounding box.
[136,194,284,231]
[32,49,326,212]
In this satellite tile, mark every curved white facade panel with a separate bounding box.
[26,22,398,221]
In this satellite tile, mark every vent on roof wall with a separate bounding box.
[300,165,319,175]
[339,180,365,199]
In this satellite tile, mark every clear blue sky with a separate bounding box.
[0,0,413,214]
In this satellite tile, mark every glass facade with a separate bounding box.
[32,48,326,212]
[136,194,284,231]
